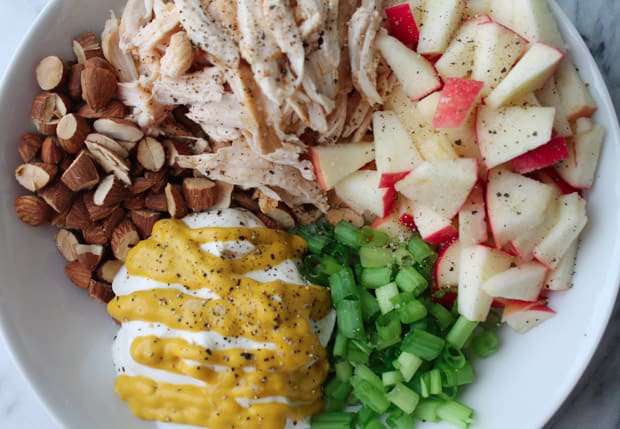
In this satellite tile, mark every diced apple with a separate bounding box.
[544,240,578,291]
[510,92,541,107]
[436,15,492,79]
[486,168,556,247]
[377,32,443,101]
[310,142,375,191]
[416,135,460,161]
[485,42,564,108]
[417,0,465,55]
[396,158,478,218]
[433,78,484,128]
[385,3,420,49]
[534,167,581,195]
[464,0,490,18]
[458,244,514,321]
[574,117,594,134]
[476,105,555,168]
[512,0,566,49]
[435,240,462,288]
[373,111,424,181]
[459,183,488,245]
[555,59,598,120]
[511,137,569,174]
[489,0,514,29]
[502,300,555,333]
[510,197,559,261]
[334,170,396,218]
[533,192,587,269]
[372,200,415,240]
[472,21,527,96]
[535,76,573,137]
[482,261,547,301]
[554,124,604,189]
[410,202,458,245]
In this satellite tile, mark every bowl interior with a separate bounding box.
[0,1,619,429]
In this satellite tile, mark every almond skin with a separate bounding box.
[77,100,126,119]
[72,32,103,64]
[55,229,80,261]
[144,191,168,212]
[15,162,58,192]
[182,177,218,212]
[68,63,85,100]
[82,224,109,245]
[38,180,74,213]
[15,195,52,226]
[130,209,161,238]
[65,261,92,289]
[18,133,42,162]
[165,183,187,218]
[94,174,128,207]
[56,113,91,154]
[75,244,104,271]
[88,279,115,303]
[102,207,126,239]
[65,198,91,230]
[81,58,117,111]
[83,192,118,221]
[111,219,140,261]
[61,151,100,191]
[124,194,147,210]
[40,137,66,164]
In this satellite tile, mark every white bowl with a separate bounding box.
[0,1,618,429]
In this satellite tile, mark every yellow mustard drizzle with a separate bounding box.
[107,219,332,428]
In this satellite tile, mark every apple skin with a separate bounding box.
[385,3,420,49]
[433,78,484,129]
[379,171,411,189]
[532,167,582,196]
[511,137,569,174]
[424,224,458,245]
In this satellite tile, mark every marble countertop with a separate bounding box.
[1,1,619,428]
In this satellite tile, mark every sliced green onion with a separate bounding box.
[328,243,355,266]
[335,221,363,249]
[321,254,343,276]
[472,330,500,358]
[335,361,352,382]
[436,400,474,429]
[455,361,475,386]
[395,266,428,295]
[375,314,402,343]
[395,351,423,382]
[386,411,415,429]
[307,234,332,255]
[389,291,414,309]
[360,266,394,289]
[325,397,346,413]
[310,411,355,429]
[335,299,364,339]
[394,248,414,267]
[358,287,380,321]
[346,345,370,365]
[402,329,446,361]
[441,345,467,369]
[382,370,403,387]
[355,406,377,428]
[386,383,420,414]
[363,420,385,429]
[350,378,390,414]
[325,378,351,401]
[413,399,441,422]
[375,283,400,314]
[398,299,428,324]
[429,302,455,330]
[360,226,390,247]
[333,332,348,357]
[407,235,435,263]
[446,315,479,349]
[428,368,442,395]
[354,364,384,392]
[360,246,394,268]
[329,267,358,305]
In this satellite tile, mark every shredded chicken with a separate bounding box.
[152,67,225,105]
[102,11,139,82]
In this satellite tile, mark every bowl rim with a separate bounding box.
[0,1,619,429]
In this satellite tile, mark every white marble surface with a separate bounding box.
[0,1,619,428]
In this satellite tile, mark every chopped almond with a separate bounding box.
[75,244,104,271]
[88,279,115,303]
[38,180,74,213]
[77,100,126,119]
[130,209,161,238]
[111,219,140,261]
[137,137,166,172]
[81,57,117,110]
[326,208,365,228]
[56,113,91,154]
[82,224,109,245]
[101,207,126,239]
[182,177,218,212]
[15,195,52,227]
[93,118,143,142]
[65,261,92,289]
[165,183,187,218]
[94,174,129,207]
[96,259,123,283]
[65,198,91,230]
[55,229,80,261]
[83,192,118,221]
[61,151,100,191]
[144,191,168,212]
[68,63,84,100]
[18,133,42,163]
[15,162,58,192]
[35,56,67,91]
[40,136,66,164]
[72,32,103,64]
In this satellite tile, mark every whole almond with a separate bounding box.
[182,177,217,212]
[137,137,165,172]
[77,100,126,119]
[55,229,80,261]
[65,261,92,289]
[73,32,103,64]
[15,195,52,226]
[56,114,90,154]
[93,118,143,142]
[18,133,42,162]
[75,244,104,271]
[164,183,187,218]
[40,137,66,164]
[35,56,67,91]
[130,209,161,238]
[61,151,100,191]
[38,180,74,213]
[88,279,115,304]
[68,63,85,100]
[81,58,117,111]
[111,220,140,261]
[15,162,58,192]
[94,174,129,207]
[96,259,123,283]
[65,199,91,230]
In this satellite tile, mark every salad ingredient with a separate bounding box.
[511,137,569,174]
[410,202,458,245]
[417,0,465,55]
[14,195,51,226]
[35,55,67,91]
[14,162,57,192]
[310,142,376,192]
[554,124,605,189]
[109,209,334,428]
[384,3,420,49]
[61,151,100,191]
[433,78,484,129]
[501,299,555,333]
[334,170,396,218]
[17,133,43,163]
[554,59,598,119]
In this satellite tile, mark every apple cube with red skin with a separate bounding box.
[534,168,581,196]
[501,299,555,334]
[334,170,397,218]
[385,3,420,49]
[544,240,578,291]
[511,137,569,174]
[472,21,527,96]
[433,78,484,129]
[554,124,604,189]
[555,59,597,120]
[417,0,466,55]
[376,32,443,101]
[434,239,461,288]
[410,202,458,245]
[395,158,478,219]
[481,261,547,301]
[476,105,555,169]
[458,244,514,321]
[533,192,587,269]
[310,142,375,191]
[486,168,557,248]
[371,197,416,239]
[458,183,488,245]
[485,42,565,108]
[511,0,566,49]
